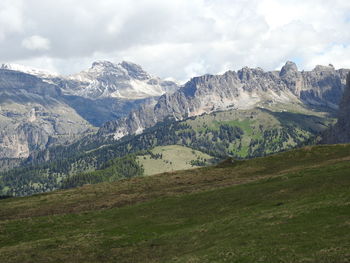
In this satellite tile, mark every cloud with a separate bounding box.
[22,35,50,50]
[1,0,350,81]
[0,0,24,40]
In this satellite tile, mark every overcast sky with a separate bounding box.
[1,0,350,81]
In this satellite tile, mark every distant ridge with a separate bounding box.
[98,61,349,140]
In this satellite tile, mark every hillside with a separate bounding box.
[57,145,215,190]
[0,144,349,262]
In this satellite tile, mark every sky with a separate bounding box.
[1,0,350,81]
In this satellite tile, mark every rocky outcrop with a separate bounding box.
[99,62,349,140]
[0,69,93,158]
[322,72,350,144]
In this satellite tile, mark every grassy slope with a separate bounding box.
[184,107,334,157]
[0,144,349,262]
[137,145,214,175]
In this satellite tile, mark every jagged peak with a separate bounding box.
[87,60,150,80]
[284,61,298,67]
[120,61,151,80]
[120,60,142,69]
[313,64,335,72]
[280,61,298,77]
[239,66,252,72]
[91,60,115,68]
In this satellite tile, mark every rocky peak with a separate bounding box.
[238,67,253,81]
[86,61,128,79]
[67,60,178,100]
[279,61,298,77]
[238,66,266,81]
[87,61,151,80]
[91,60,116,70]
[313,64,335,72]
[279,61,302,95]
[120,61,151,80]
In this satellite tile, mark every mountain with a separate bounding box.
[0,69,94,159]
[323,72,350,143]
[64,60,178,99]
[99,62,349,139]
[0,61,347,195]
[0,61,179,159]
[1,61,346,196]
[1,144,349,262]
[0,63,59,79]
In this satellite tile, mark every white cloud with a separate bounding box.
[0,0,24,40]
[22,35,50,51]
[1,0,350,81]
[305,44,350,69]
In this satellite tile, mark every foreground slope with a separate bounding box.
[0,144,349,262]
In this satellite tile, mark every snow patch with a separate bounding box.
[1,63,58,78]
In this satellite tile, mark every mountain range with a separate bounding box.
[98,61,349,140]
[0,61,178,159]
[1,60,350,196]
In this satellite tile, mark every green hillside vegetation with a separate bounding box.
[137,145,215,175]
[183,107,334,157]
[60,154,144,189]
[0,144,349,262]
[0,107,334,196]
[60,145,214,189]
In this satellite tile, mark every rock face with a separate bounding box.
[0,69,93,158]
[99,62,349,140]
[322,72,350,143]
[0,61,178,158]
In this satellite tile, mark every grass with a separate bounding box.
[0,144,349,262]
[183,107,334,158]
[137,145,213,175]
